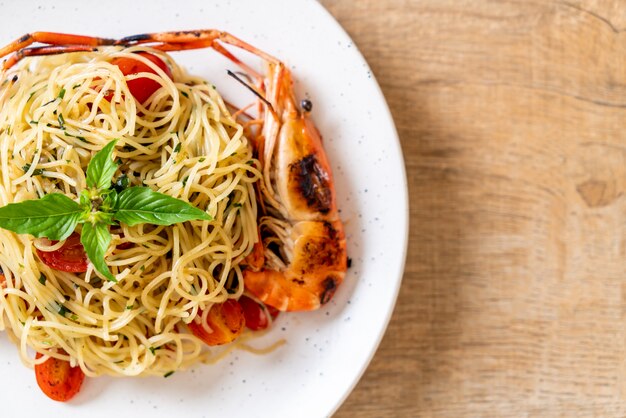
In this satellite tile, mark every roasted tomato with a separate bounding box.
[35,353,85,402]
[36,233,88,273]
[109,52,173,103]
[239,295,276,331]
[188,299,245,346]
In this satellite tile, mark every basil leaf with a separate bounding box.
[114,187,212,226]
[101,189,118,213]
[80,222,115,281]
[0,193,82,240]
[86,139,119,190]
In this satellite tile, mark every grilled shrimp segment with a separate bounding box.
[245,221,346,311]
[243,63,347,311]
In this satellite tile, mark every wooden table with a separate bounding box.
[324,1,626,416]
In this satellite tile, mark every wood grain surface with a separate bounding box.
[322,0,626,416]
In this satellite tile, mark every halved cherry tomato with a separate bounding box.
[266,304,280,320]
[109,52,173,104]
[188,299,245,346]
[239,295,271,331]
[111,230,134,250]
[36,232,88,273]
[35,353,85,402]
[116,241,134,250]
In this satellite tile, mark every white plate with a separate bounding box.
[0,0,408,416]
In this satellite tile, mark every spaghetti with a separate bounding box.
[0,46,262,377]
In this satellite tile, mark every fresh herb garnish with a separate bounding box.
[181,91,189,98]
[58,88,66,99]
[58,304,69,317]
[57,113,65,130]
[39,274,47,285]
[0,140,212,282]
[23,163,44,176]
[173,143,181,153]
[164,371,174,378]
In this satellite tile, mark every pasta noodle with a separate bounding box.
[0,46,262,377]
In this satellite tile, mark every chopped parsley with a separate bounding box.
[38,274,46,285]
[173,143,181,153]
[41,98,56,107]
[164,371,175,378]
[58,88,66,99]
[22,164,44,176]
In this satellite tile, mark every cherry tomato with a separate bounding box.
[188,299,245,346]
[109,52,173,104]
[35,353,85,402]
[36,233,88,273]
[0,273,5,288]
[239,295,270,331]
[113,232,134,250]
[116,241,134,250]
[267,304,280,320]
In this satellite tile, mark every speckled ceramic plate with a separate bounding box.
[0,0,408,416]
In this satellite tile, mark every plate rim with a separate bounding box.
[308,1,410,415]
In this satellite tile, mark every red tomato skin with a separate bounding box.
[36,233,88,273]
[239,295,270,331]
[267,305,280,320]
[35,353,85,402]
[116,242,134,250]
[188,300,245,346]
[109,52,173,103]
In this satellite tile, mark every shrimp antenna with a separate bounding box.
[226,69,274,112]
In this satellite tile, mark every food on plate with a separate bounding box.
[0,30,346,401]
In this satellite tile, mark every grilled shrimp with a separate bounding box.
[243,63,347,311]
